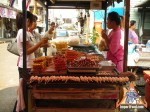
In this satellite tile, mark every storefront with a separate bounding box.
[0,6,17,38]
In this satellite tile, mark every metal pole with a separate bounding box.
[22,0,28,111]
[123,0,130,72]
[46,4,48,31]
[44,4,48,56]
[104,0,108,30]
[23,0,27,71]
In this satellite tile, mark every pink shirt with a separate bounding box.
[131,30,138,44]
[107,27,124,72]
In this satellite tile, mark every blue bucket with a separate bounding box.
[128,43,135,54]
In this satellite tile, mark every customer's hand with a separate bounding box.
[40,37,48,45]
[40,43,49,48]
[48,27,54,34]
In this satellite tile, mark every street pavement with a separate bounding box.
[0,43,19,112]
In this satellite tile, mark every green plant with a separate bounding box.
[88,27,100,44]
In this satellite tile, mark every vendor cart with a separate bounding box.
[19,0,132,112]
[27,54,132,112]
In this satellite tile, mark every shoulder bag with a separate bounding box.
[7,39,19,56]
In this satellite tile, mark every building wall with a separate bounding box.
[144,12,150,30]
[0,0,22,38]
[0,1,8,5]
[130,0,141,22]
[130,0,150,43]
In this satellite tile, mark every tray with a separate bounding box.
[68,69,97,73]
[68,66,100,70]
[99,61,116,71]
[71,44,102,55]
[68,66,99,74]
[31,64,67,75]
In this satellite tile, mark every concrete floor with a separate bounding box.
[0,43,19,112]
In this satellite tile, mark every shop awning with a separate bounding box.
[37,0,123,9]
[135,0,150,8]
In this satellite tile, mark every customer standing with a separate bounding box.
[129,20,139,44]
[14,11,48,112]
[29,15,57,57]
[102,11,124,72]
[43,22,56,55]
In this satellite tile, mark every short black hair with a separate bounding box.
[130,20,136,27]
[16,12,23,30]
[27,11,34,24]
[50,22,55,26]
[108,11,121,25]
[16,11,33,30]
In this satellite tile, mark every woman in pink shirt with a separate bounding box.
[129,20,138,44]
[102,11,124,72]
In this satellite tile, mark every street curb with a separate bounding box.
[0,41,5,44]
[0,40,13,44]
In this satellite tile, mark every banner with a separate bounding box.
[0,7,7,18]
[10,0,15,7]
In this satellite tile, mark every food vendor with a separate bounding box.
[102,11,124,72]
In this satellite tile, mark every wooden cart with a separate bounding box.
[29,83,121,112]
[28,68,126,112]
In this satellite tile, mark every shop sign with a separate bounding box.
[0,7,7,18]
[116,82,147,111]
[0,7,16,19]
[7,9,16,19]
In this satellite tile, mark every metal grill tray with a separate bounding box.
[29,81,127,89]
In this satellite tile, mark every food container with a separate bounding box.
[99,60,116,71]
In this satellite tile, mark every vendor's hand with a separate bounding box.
[102,30,107,40]
[99,40,106,51]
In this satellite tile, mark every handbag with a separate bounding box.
[7,40,19,56]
